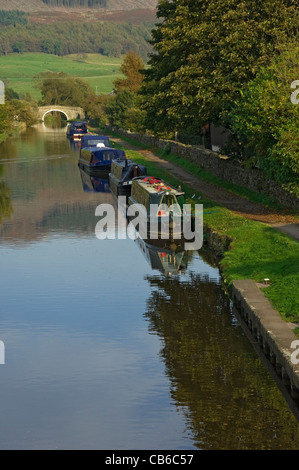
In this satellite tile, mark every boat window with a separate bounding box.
[91,152,100,164]
[103,151,113,161]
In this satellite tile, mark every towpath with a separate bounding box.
[111,136,299,242]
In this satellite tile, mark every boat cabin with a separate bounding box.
[128,176,185,237]
[80,134,111,149]
[66,121,88,138]
[78,146,126,174]
[109,159,147,196]
[129,177,184,217]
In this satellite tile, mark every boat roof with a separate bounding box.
[82,146,124,153]
[112,158,134,167]
[133,177,184,196]
[81,134,110,141]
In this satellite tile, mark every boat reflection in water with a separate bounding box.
[68,137,82,151]
[135,235,194,277]
[79,168,111,193]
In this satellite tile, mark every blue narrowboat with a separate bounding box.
[80,134,111,149]
[78,146,126,175]
[66,121,88,138]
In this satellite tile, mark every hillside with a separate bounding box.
[0,0,157,11]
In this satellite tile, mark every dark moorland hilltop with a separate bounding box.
[0,0,157,11]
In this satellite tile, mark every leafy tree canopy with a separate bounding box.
[36,72,94,106]
[0,10,28,26]
[113,51,145,93]
[227,42,299,194]
[141,0,299,137]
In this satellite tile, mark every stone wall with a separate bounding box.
[113,128,299,210]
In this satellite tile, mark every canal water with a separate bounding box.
[0,124,299,450]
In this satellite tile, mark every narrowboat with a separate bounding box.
[80,134,111,149]
[108,158,147,197]
[66,121,88,138]
[128,176,185,237]
[78,146,126,175]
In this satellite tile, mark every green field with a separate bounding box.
[0,52,123,100]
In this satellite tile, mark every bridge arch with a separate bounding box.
[38,105,84,122]
[42,108,69,122]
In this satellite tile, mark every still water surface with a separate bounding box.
[0,124,299,450]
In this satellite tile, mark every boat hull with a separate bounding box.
[78,160,111,176]
[127,198,183,239]
[109,174,132,197]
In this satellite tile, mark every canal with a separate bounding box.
[0,124,299,450]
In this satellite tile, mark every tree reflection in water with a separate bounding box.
[0,180,13,225]
[143,256,299,450]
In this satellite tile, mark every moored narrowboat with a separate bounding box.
[128,176,185,238]
[109,159,147,197]
[78,146,126,175]
[80,134,111,149]
[66,121,88,138]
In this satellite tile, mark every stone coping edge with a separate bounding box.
[232,279,299,401]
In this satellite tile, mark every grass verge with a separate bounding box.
[107,133,299,325]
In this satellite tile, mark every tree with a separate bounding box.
[37,72,94,106]
[102,52,147,131]
[5,88,20,101]
[0,105,11,134]
[107,90,138,128]
[83,93,111,127]
[113,51,145,93]
[141,0,299,137]
[0,37,11,56]
[226,42,299,195]
[0,10,28,26]
[12,41,24,54]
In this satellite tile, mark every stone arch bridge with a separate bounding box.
[37,106,85,122]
